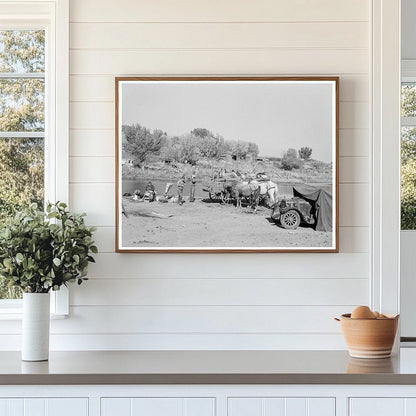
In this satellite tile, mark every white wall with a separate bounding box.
[6,0,372,350]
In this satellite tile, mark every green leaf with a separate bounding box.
[53,258,61,267]
[90,245,98,254]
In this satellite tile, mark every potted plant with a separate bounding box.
[0,202,97,361]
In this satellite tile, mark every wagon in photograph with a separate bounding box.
[271,185,333,232]
[202,176,238,204]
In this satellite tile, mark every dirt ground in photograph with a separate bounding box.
[121,198,332,248]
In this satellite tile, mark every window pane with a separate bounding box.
[0,30,45,301]
[0,138,44,300]
[0,30,45,73]
[402,83,416,117]
[0,78,44,132]
[401,127,416,230]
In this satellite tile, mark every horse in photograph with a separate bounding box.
[233,182,261,209]
[257,180,279,207]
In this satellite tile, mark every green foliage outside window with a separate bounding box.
[401,82,416,230]
[0,30,45,298]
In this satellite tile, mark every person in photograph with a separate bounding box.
[189,166,197,202]
[177,175,186,205]
[144,181,156,202]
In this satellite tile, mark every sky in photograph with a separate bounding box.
[121,80,335,163]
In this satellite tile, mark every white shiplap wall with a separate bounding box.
[43,0,371,350]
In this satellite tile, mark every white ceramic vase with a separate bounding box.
[22,292,50,361]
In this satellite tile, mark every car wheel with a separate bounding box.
[280,210,301,229]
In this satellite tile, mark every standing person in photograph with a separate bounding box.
[189,166,197,202]
[177,175,186,205]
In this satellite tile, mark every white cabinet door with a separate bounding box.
[350,398,416,416]
[0,398,88,416]
[101,398,215,416]
[228,398,335,416]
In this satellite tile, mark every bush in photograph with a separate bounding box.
[281,148,303,170]
[298,146,312,160]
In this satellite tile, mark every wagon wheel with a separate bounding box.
[209,192,221,202]
[280,210,301,230]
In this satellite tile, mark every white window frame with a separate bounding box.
[0,0,69,317]
[401,60,416,128]
[371,0,401,324]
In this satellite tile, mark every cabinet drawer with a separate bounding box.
[101,397,215,416]
[228,397,335,416]
[350,398,416,416]
[0,398,88,416]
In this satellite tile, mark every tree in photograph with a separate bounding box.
[247,142,260,159]
[191,128,221,159]
[122,124,165,166]
[298,146,312,160]
[281,148,303,170]
[178,133,200,164]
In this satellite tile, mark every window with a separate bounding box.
[401,67,416,230]
[0,30,45,300]
[0,0,68,314]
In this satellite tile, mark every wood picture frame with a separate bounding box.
[115,76,339,253]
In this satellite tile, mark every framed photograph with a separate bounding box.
[115,76,339,253]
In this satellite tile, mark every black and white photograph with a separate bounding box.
[116,77,338,252]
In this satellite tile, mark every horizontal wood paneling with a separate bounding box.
[339,157,369,183]
[339,184,369,227]
[69,183,114,226]
[50,305,352,334]
[86,253,369,279]
[70,278,368,306]
[70,22,368,50]
[69,75,369,103]
[0,306,354,335]
[339,227,369,252]
[339,129,369,157]
[70,157,114,183]
[69,0,369,23]
[70,49,368,76]
[69,130,115,157]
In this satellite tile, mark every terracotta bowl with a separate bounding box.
[337,313,399,359]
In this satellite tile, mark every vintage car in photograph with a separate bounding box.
[271,196,315,229]
[271,185,333,232]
